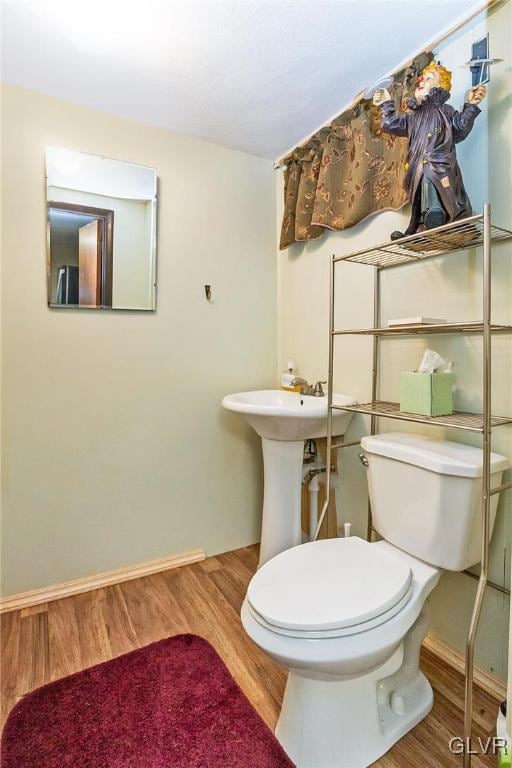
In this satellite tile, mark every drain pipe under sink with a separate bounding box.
[308,471,321,540]
[306,466,339,540]
[303,438,344,541]
[305,462,350,541]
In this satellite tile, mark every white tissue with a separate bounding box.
[418,349,453,374]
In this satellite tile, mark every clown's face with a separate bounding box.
[415,68,441,102]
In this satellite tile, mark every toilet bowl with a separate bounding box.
[241,433,508,768]
[242,537,440,767]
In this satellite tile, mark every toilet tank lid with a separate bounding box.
[361,432,509,478]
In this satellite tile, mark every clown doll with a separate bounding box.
[373,62,486,240]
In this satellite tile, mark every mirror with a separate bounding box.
[46,147,157,310]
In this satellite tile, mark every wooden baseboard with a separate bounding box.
[423,632,507,702]
[0,548,206,614]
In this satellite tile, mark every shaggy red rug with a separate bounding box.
[1,634,294,768]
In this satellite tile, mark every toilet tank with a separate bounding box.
[360,433,509,571]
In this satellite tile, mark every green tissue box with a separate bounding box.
[400,372,453,417]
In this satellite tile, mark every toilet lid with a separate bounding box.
[247,537,412,633]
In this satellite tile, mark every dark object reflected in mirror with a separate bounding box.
[46,147,157,310]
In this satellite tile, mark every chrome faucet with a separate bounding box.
[291,378,327,397]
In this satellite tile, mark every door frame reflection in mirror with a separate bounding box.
[47,201,114,309]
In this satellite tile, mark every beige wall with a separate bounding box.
[48,185,154,309]
[1,83,276,596]
[277,4,511,681]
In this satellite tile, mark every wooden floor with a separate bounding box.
[0,545,499,767]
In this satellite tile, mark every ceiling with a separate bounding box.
[49,209,96,242]
[1,0,482,159]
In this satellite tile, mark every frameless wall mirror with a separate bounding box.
[46,147,157,310]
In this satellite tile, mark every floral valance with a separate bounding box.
[279,52,433,250]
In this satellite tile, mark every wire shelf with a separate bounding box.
[333,321,512,336]
[334,215,512,268]
[331,400,512,433]
[325,205,511,764]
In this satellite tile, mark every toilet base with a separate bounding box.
[275,610,432,768]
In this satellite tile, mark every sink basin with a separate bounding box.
[222,389,356,565]
[222,389,356,441]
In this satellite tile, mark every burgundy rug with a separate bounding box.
[1,634,294,768]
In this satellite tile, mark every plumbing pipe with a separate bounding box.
[307,464,339,540]
[308,472,321,540]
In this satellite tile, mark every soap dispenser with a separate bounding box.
[281,359,298,391]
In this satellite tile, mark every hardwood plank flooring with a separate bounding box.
[0,545,500,767]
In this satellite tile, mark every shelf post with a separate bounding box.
[314,254,335,541]
[463,203,492,767]
[367,266,380,541]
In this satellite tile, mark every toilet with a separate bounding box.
[241,433,509,768]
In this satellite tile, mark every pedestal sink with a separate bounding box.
[222,390,355,565]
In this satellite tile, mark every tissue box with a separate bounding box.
[400,372,453,417]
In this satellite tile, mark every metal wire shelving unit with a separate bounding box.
[320,204,512,767]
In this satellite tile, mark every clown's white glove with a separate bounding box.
[466,85,487,105]
[373,88,391,106]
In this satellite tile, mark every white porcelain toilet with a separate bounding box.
[241,432,508,768]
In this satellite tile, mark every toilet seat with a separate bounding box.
[247,537,413,639]
[247,587,413,639]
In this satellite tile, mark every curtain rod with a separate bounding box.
[273,0,498,169]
